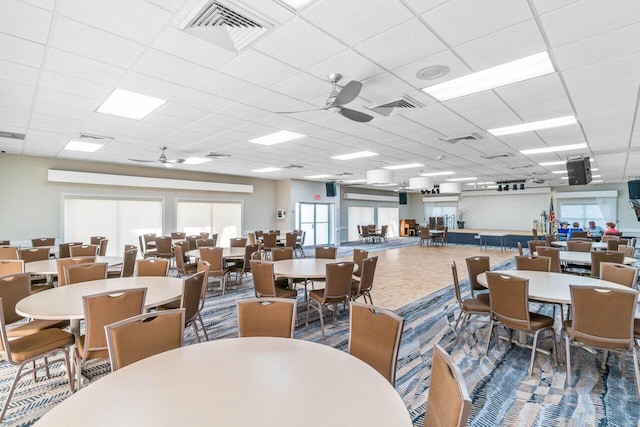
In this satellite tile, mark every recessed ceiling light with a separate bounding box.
[467,181,495,185]
[64,140,103,153]
[446,177,477,181]
[488,116,577,136]
[249,130,305,146]
[383,163,423,170]
[422,52,555,101]
[97,89,166,120]
[520,143,587,155]
[275,0,317,10]
[253,167,282,173]
[331,151,378,160]
[592,175,602,178]
[343,179,367,183]
[305,174,332,179]
[415,65,450,80]
[591,180,603,183]
[539,159,594,166]
[183,157,212,165]
[419,171,455,176]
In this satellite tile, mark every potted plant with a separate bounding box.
[456,209,466,229]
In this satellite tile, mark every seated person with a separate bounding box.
[585,221,604,240]
[568,222,584,238]
[557,222,570,240]
[604,222,621,235]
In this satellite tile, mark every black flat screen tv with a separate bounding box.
[399,192,407,205]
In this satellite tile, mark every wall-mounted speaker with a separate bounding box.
[566,157,592,185]
[399,192,407,205]
[628,180,640,199]
[325,181,337,197]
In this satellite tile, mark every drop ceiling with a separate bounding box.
[0,0,639,189]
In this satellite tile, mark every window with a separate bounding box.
[377,207,399,237]
[348,206,374,241]
[176,201,242,247]
[558,201,605,228]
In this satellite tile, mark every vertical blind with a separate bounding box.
[176,201,242,247]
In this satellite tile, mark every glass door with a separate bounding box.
[298,203,333,246]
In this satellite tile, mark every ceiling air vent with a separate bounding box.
[204,152,230,158]
[180,0,272,52]
[76,133,113,144]
[281,164,305,169]
[440,132,483,144]
[0,131,25,140]
[480,153,513,160]
[365,95,423,117]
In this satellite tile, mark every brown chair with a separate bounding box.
[544,234,558,247]
[617,244,635,258]
[527,240,547,254]
[306,262,354,336]
[0,298,74,422]
[571,231,589,238]
[196,238,215,248]
[56,256,97,286]
[466,256,491,304]
[179,271,208,342]
[18,248,50,262]
[567,240,592,252]
[250,260,297,300]
[422,344,471,427]
[351,249,369,293]
[154,236,174,263]
[142,233,157,249]
[485,272,557,375]
[199,247,230,294]
[174,244,197,277]
[284,232,298,250]
[451,261,491,345]
[261,233,278,259]
[229,243,260,286]
[31,238,55,247]
[105,309,185,372]
[136,259,170,277]
[602,234,620,243]
[247,232,257,245]
[76,288,146,389]
[361,226,372,244]
[600,262,638,287]
[229,238,247,247]
[563,285,639,395]
[90,236,107,245]
[271,247,294,261]
[0,246,19,260]
[315,246,337,259]
[0,260,24,276]
[98,239,109,256]
[295,231,306,258]
[117,248,137,278]
[124,244,137,252]
[607,239,627,251]
[236,298,297,338]
[590,251,625,278]
[170,232,186,240]
[536,246,562,273]
[348,301,404,385]
[515,255,551,272]
[532,228,539,240]
[0,240,9,246]
[419,227,431,247]
[517,242,523,256]
[64,262,108,285]
[351,256,377,304]
[199,232,210,239]
[69,244,99,257]
[432,227,448,246]
[58,242,82,259]
[186,235,200,251]
[270,247,304,293]
[138,235,157,258]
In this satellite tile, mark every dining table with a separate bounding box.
[551,241,608,250]
[35,337,412,426]
[24,256,123,285]
[185,247,246,260]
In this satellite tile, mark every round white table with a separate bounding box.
[272,258,345,280]
[15,277,183,336]
[24,256,123,275]
[36,337,411,426]
[186,247,245,259]
[557,251,636,265]
[551,241,607,250]
[476,270,630,304]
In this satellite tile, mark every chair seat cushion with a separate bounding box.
[309,289,347,304]
[528,312,554,330]
[9,328,74,362]
[462,298,490,313]
[274,287,297,299]
[635,318,640,337]
[158,298,181,310]
[476,293,491,304]
[7,319,70,338]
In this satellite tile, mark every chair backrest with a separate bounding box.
[569,285,638,349]
[90,236,107,245]
[121,249,137,278]
[143,233,156,246]
[69,244,99,257]
[136,259,170,277]
[536,246,562,273]
[285,232,297,248]
[186,235,199,251]
[323,262,354,300]
[181,271,206,325]
[617,244,635,257]
[98,239,109,256]
[315,246,337,259]
[250,260,276,297]
[198,247,224,272]
[269,230,280,235]
[173,245,188,275]
[271,247,293,261]
[243,244,261,267]
[229,238,247,247]
[251,251,262,261]
[0,240,9,246]
[527,240,547,254]
[352,249,369,278]
[247,232,256,245]
[56,256,97,286]
[567,240,592,252]
[423,344,471,427]
[602,234,620,243]
[31,238,55,247]
[348,301,404,386]
[420,227,430,238]
[254,230,264,238]
[106,309,185,372]
[64,262,108,285]
[451,261,464,308]
[0,273,32,324]
[0,246,19,260]
[262,233,277,249]
[236,298,297,338]
[486,272,531,331]
[607,239,627,251]
[0,260,24,276]
[174,240,190,256]
[171,232,186,239]
[515,255,551,272]
[82,288,147,355]
[124,244,137,252]
[199,232,210,239]
[572,231,588,238]
[196,238,214,248]
[465,256,491,293]
[590,251,625,278]
[18,247,50,262]
[531,228,539,240]
[356,256,378,294]
[544,234,558,246]
[517,242,523,256]
[600,262,638,287]
[210,234,218,247]
[58,242,82,259]
[154,236,173,255]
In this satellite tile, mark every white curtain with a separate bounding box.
[596,197,616,223]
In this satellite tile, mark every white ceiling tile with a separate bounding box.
[254,113,305,129]
[444,91,521,129]
[423,0,532,46]
[196,72,263,101]
[133,49,214,87]
[20,0,56,10]
[43,48,127,86]
[152,26,237,69]
[270,72,330,102]
[233,0,295,24]
[0,33,45,68]
[243,90,302,112]
[254,17,346,69]
[360,73,416,104]
[0,80,36,101]
[393,50,472,91]
[355,19,447,69]
[39,71,113,100]
[144,0,188,13]
[118,71,189,100]
[302,0,413,46]
[220,50,299,87]
[172,89,235,111]
[0,60,39,86]
[32,101,92,121]
[402,0,450,14]
[57,0,172,45]
[0,0,52,44]
[157,102,210,121]
[217,103,273,121]
[198,114,249,129]
[532,0,581,15]
[306,50,385,83]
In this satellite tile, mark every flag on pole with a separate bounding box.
[549,197,556,233]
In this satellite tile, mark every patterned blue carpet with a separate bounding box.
[2,239,640,426]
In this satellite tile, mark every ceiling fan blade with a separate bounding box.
[339,107,374,123]
[331,80,362,106]
[276,108,327,114]
[128,158,157,163]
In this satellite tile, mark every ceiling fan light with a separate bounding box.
[408,177,434,189]
[366,169,394,185]
[439,182,461,194]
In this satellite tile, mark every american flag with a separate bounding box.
[549,198,555,232]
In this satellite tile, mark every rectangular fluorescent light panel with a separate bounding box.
[446,177,477,181]
[420,171,455,176]
[343,179,367,183]
[488,116,577,136]
[253,167,282,173]
[64,140,103,153]
[249,130,305,146]
[97,89,166,120]
[422,52,555,101]
[183,157,212,165]
[305,174,332,179]
[383,163,423,170]
[331,151,377,160]
[539,158,594,166]
[520,143,587,155]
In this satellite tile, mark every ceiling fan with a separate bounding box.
[277,73,374,123]
[129,146,185,167]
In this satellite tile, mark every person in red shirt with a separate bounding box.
[604,222,621,235]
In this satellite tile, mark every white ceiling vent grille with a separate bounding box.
[180,0,273,52]
[481,153,514,160]
[366,95,423,117]
[281,163,305,169]
[0,131,25,140]
[204,152,230,158]
[76,133,113,144]
[440,132,483,144]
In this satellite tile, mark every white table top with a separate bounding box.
[477,232,509,237]
[24,256,123,275]
[551,241,608,250]
[186,247,246,259]
[476,270,630,304]
[429,230,444,235]
[557,251,636,265]
[15,277,183,321]
[272,258,344,279]
[36,337,411,427]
